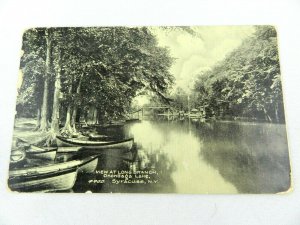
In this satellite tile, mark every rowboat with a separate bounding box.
[15,137,30,148]
[56,136,134,151]
[13,137,58,161]
[10,149,26,166]
[91,122,124,129]
[77,156,99,173]
[8,155,99,192]
[26,146,58,161]
[88,133,110,141]
[102,123,124,129]
[8,167,78,192]
[125,118,141,123]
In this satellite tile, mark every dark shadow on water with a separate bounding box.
[196,121,291,193]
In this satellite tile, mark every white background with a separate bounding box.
[0,0,299,224]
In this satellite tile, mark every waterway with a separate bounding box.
[70,119,291,194]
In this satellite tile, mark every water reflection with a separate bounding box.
[197,121,290,193]
[65,121,290,193]
[129,121,237,193]
[23,119,289,193]
[127,120,290,193]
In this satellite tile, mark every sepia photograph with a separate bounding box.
[8,25,291,194]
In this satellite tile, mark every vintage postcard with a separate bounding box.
[8,26,291,193]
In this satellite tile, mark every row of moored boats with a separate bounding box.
[8,135,134,192]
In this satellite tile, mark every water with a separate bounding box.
[69,119,291,194]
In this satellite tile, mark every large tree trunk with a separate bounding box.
[64,106,73,130]
[61,105,73,136]
[40,78,49,131]
[86,106,97,125]
[61,84,74,136]
[71,74,83,132]
[35,108,41,129]
[93,108,98,124]
[40,29,52,132]
[96,108,105,125]
[50,47,61,134]
[71,108,77,132]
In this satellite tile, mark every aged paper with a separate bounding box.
[8,26,291,193]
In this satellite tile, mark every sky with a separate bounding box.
[134,26,255,106]
[151,26,255,93]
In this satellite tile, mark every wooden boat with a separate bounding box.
[15,137,30,148]
[125,118,141,123]
[10,149,26,166]
[91,122,124,129]
[8,155,99,192]
[26,146,58,161]
[88,133,110,141]
[77,156,99,173]
[56,136,134,151]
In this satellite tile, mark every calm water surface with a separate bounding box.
[70,119,290,194]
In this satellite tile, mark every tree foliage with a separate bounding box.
[17,27,174,135]
[192,26,285,122]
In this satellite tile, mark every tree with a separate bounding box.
[192,26,285,122]
[39,29,52,131]
[17,28,46,126]
[17,27,175,144]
